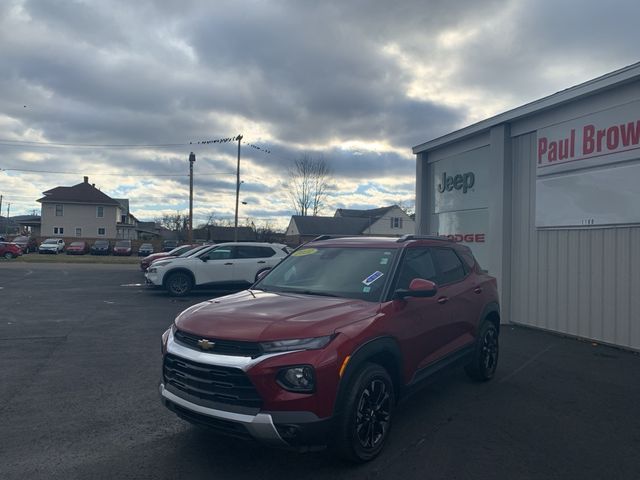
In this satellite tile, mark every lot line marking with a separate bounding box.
[120,283,144,287]
[499,344,554,383]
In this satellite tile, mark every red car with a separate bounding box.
[160,235,500,461]
[140,244,198,271]
[113,240,132,256]
[1,242,23,259]
[66,241,89,255]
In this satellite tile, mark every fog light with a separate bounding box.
[277,365,315,393]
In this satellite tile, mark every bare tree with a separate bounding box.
[156,211,189,240]
[288,154,332,216]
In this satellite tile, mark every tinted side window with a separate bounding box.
[432,248,466,284]
[236,246,275,259]
[395,248,437,290]
[206,247,234,260]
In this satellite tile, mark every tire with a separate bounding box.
[165,272,193,297]
[4,252,13,259]
[333,363,394,463]
[465,321,499,381]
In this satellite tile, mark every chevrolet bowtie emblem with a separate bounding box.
[197,339,215,350]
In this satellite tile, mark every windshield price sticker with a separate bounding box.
[292,248,318,257]
[379,257,389,265]
[362,271,384,286]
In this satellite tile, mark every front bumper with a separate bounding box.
[160,332,332,448]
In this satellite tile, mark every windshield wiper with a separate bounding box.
[278,289,341,298]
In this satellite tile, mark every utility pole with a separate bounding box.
[0,195,3,234]
[6,202,10,236]
[234,134,243,242]
[188,152,196,243]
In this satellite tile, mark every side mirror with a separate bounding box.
[200,256,208,262]
[256,268,271,281]
[394,278,438,299]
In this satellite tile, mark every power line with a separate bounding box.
[0,167,235,177]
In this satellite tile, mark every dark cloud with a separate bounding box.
[0,0,638,223]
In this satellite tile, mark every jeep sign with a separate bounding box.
[437,171,475,194]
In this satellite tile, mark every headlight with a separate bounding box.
[260,335,333,353]
[277,365,316,393]
[161,324,176,354]
[148,267,157,273]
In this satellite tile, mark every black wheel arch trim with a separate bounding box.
[333,336,402,417]
[479,302,501,332]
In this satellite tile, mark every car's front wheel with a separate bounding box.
[4,252,14,259]
[333,363,394,463]
[165,272,193,297]
[465,321,499,381]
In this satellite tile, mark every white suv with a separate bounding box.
[38,238,66,254]
[145,242,290,296]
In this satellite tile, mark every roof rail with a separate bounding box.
[396,234,452,243]
[311,235,335,242]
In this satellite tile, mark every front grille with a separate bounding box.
[174,330,262,358]
[163,353,263,409]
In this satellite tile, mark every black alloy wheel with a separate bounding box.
[334,363,394,462]
[355,378,391,451]
[465,322,499,381]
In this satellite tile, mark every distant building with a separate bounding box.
[37,176,141,240]
[285,205,415,245]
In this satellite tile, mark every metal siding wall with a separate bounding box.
[510,133,640,351]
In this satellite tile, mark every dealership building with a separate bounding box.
[413,62,640,351]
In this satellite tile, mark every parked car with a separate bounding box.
[138,243,154,256]
[140,244,198,271]
[159,235,500,461]
[38,238,65,254]
[146,242,289,296]
[162,240,179,252]
[90,240,111,255]
[66,241,89,255]
[113,240,133,256]
[0,242,23,259]
[11,235,38,253]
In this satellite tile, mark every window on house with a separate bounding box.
[55,205,63,216]
[53,227,64,235]
[97,227,106,236]
[390,217,403,229]
[121,215,127,223]
[75,228,82,237]
[97,206,104,218]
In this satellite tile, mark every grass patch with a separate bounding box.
[12,254,140,265]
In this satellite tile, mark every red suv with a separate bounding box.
[160,235,500,461]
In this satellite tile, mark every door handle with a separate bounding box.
[474,287,483,294]
[224,262,233,265]
[437,296,449,304]
[257,261,266,264]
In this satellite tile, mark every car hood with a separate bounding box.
[40,243,59,248]
[175,290,380,342]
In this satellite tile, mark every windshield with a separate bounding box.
[95,241,108,246]
[115,241,130,247]
[255,246,398,302]
[179,245,209,257]
[70,242,84,247]
[44,239,58,244]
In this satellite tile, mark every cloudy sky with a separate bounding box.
[1,0,638,230]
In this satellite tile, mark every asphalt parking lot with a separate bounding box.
[1,262,639,480]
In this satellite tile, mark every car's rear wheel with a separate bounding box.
[4,252,14,259]
[333,363,394,463]
[165,272,193,297]
[465,321,499,381]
